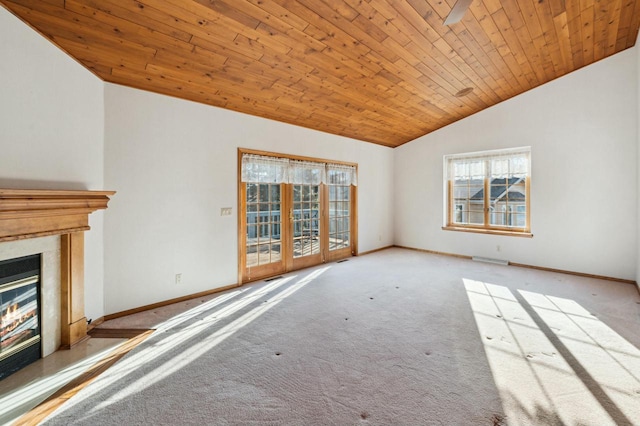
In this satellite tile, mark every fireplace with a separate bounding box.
[0,188,114,380]
[0,254,41,381]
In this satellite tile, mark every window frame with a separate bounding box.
[443,147,532,238]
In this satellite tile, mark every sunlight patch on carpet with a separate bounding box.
[54,268,330,418]
[156,288,245,331]
[463,278,640,425]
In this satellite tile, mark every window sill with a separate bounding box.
[442,226,533,238]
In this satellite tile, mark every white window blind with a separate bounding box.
[447,148,530,182]
[288,160,326,185]
[241,154,289,183]
[326,163,358,186]
[241,154,357,186]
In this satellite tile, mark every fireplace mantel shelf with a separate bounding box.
[0,188,116,349]
[0,189,116,242]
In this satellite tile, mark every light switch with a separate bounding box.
[221,207,232,216]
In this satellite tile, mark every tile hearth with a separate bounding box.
[0,337,126,425]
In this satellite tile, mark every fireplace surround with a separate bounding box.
[0,189,114,378]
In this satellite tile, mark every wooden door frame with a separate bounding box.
[238,148,358,284]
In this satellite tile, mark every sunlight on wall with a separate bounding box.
[463,278,640,425]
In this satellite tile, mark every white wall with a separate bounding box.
[637,37,640,290]
[104,83,394,314]
[395,48,638,281]
[0,7,106,320]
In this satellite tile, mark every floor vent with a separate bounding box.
[264,276,284,282]
[472,256,509,266]
[336,259,349,263]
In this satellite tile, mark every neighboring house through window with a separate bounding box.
[444,147,531,236]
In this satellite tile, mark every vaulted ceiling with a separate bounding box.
[2,0,639,147]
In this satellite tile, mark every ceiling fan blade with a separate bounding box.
[443,0,474,26]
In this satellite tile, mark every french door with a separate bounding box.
[239,154,356,283]
[325,183,352,262]
[242,182,284,280]
[290,184,322,270]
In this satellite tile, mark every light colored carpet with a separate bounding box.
[42,248,640,425]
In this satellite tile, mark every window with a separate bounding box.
[444,147,531,236]
[239,150,357,283]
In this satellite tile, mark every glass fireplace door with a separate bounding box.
[0,254,41,381]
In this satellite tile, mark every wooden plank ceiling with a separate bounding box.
[2,0,639,147]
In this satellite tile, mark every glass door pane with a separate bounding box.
[291,184,321,269]
[328,184,351,255]
[245,183,283,273]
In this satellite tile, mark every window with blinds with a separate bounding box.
[444,147,532,236]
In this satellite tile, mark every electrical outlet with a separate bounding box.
[175,273,182,285]
[221,207,232,216]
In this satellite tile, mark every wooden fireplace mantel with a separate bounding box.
[0,189,115,349]
[0,189,115,242]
